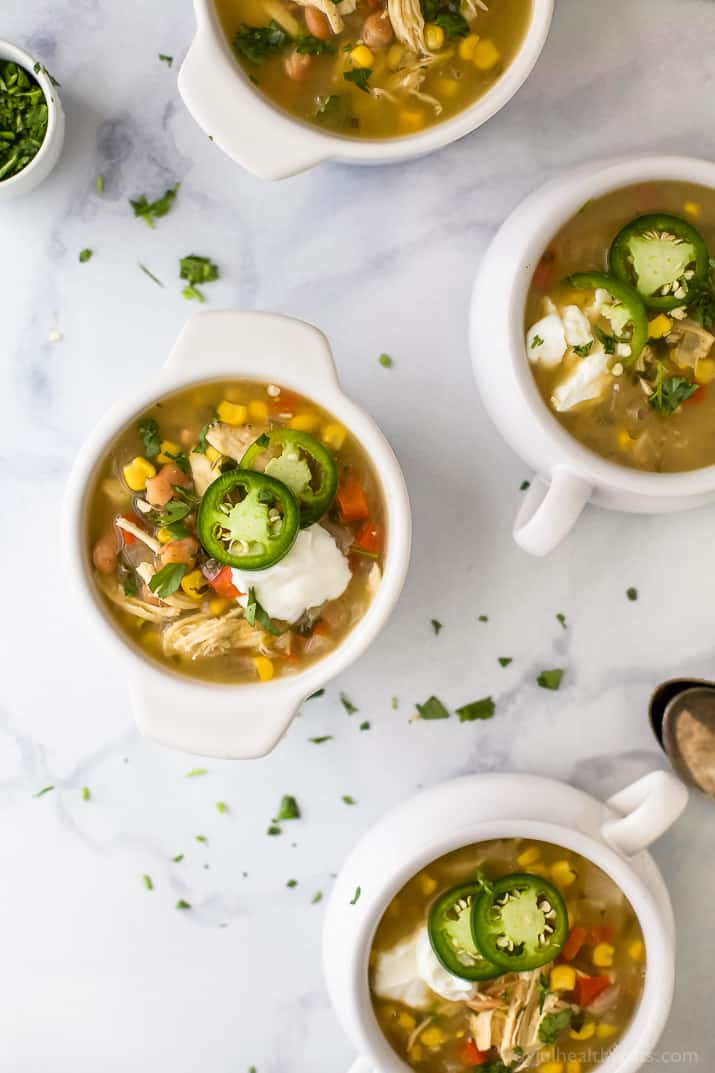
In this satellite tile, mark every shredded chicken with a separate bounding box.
[467,968,573,1066]
[115,516,161,553]
[189,450,220,496]
[387,0,426,53]
[162,608,267,661]
[666,317,714,367]
[291,0,357,33]
[134,564,201,611]
[94,572,181,623]
[206,421,263,461]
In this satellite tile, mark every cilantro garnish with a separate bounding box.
[556,612,567,629]
[520,480,530,491]
[498,657,512,667]
[176,899,192,910]
[137,416,161,459]
[216,801,228,814]
[478,614,489,622]
[81,786,90,801]
[433,10,469,36]
[379,352,393,368]
[456,696,495,722]
[309,735,333,743]
[245,587,282,635]
[359,721,370,731]
[595,326,617,354]
[185,768,208,777]
[538,1008,573,1044]
[149,563,186,599]
[158,53,173,66]
[275,795,300,821]
[342,795,356,805]
[531,334,544,349]
[431,618,443,635]
[416,696,450,720]
[295,34,335,55]
[234,21,292,63]
[344,67,372,93]
[33,785,54,798]
[130,183,179,228]
[311,891,323,904]
[267,825,282,836]
[79,248,93,263]
[537,668,563,691]
[307,688,325,701]
[627,586,638,601]
[180,254,220,303]
[648,363,698,415]
[286,878,298,888]
[0,61,49,182]
[340,692,358,714]
[689,282,715,331]
[350,885,361,905]
[138,262,164,287]
[573,341,593,357]
[193,418,214,455]
[96,175,104,193]
[143,874,154,891]
[123,577,138,598]
[172,854,184,863]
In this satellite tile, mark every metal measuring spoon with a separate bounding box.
[650,678,715,797]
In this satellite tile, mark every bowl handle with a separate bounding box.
[513,468,591,556]
[600,771,688,857]
[163,309,340,390]
[178,14,329,181]
[128,671,306,759]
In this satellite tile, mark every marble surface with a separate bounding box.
[2,0,714,1069]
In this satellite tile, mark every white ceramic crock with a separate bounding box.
[0,41,65,200]
[470,154,715,556]
[178,0,553,181]
[324,769,688,1073]
[62,310,411,759]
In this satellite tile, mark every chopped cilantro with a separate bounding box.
[556,612,567,629]
[267,825,282,836]
[456,696,495,722]
[96,174,104,193]
[416,696,450,720]
[216,801,228,813]
[595,326,617,355]
[0,61,49,182]
[307,688,325,700]
[123,577,138,598]
[531,334,544,349]
[172,854,184,863]
[433,10,469,36]
[137,416,161,459]
[573,341,593,357]
[143,874,154,891]
[245,587,282,635]
[537,668,563,691]
[498,657,512,667]
[79,248,93,263]
[627,586,638,601]
[350,885,361,905]
[234,21,292,63]
[179,254,220,303]
[342,795,357,805]
[478,614,489,622]
[379,352,393,368]
[158,53,173,66]
[176,899,192,910]
[130,183,179,228]
[149,562,187,598]
[192,418,214,455]
[33,786,54,798]
[275,795,300,821]
[391,696,399,709]
[520,480,531,491]
[286,878,298,888]
[344,67,372,93]
[195,834,208,844]
[359,721,370,731]
[81,786,90,801]
[431,618,443,635]
[138,262,164,287]
[185,767,208,778]
[295,34,335,54]
[340,692,358,714]
[309,735,333,743]
[311,891,323,904]
[648,363,698,415]
[539,1008,573,1044]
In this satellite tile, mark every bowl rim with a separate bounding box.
[62,359,411,698]
[340,818,674,1073]
[500,153,715,495]
[191,0,554,160]
[0,39,62,191]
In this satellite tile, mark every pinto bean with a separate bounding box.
[304,6,331,39]
[362,10,394,47]
[92,529,118,574]
[159,536,199,567]
[284,50,312,81]
[145,463,188,507]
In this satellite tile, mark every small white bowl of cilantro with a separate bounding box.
[0,40,65,199]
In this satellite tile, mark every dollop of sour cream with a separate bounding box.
[231,523,351,624]
[373,927,479,1008]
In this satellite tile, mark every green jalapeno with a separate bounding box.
[240,429,338,528]
[427,882,502,981]
[197,469,299,570]
[566,271,648,364]
[608,213,710,311]
[470,872,568,972]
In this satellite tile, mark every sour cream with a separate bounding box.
[232,523,351,624]
[373,927,479,1008]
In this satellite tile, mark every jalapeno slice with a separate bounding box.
[240,429,338,529]
[427,882,502,981]
[470,872,568,972]
[566,271,648,364]
[197,470,299,570]
[608,213,710,311]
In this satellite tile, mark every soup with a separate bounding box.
[525,182,715,472]
[370,839,645,1071]
[216,0,532,139]
[87,380,384,683]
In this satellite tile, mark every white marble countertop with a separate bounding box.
[2,0,714,1069]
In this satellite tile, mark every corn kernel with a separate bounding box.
[157,527,173,544]
[387,43,403,69]
[458,32,479,60]
[424,23,445,50]
[472,38,500,70]
[433,76,459,98]
[209,597,232,616]
[217,400,248,426]
[596,1024,617,1040]
[157,439,181,465]
[289,413,320,432]
[408,1045,423,1063]
[538,1063,564,1073]
[592,942,614,968]
[550,859,577,887]
[351,44,374,68]
[648,313,673,339]
[399,108,425,131]
[566,1062,582,1073]
[322,422,347,450]
[420,1026,445,1048]
[683,201,701,217]
[122,456,156,492]
[206,445,221,463]
[181,569,207,600]
[397,1012,416,1030]
[550,965,576,992]
[248,399,269,421]
[517,845,540,867]
[420,874,438,896]
[617,429,634,449]
[570,1022,595,1041]
[695,357,715,384]
[253,656,275,682]
[628,938,644,961]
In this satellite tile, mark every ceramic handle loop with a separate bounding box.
[601,771,688,857]
[513,467,592,556]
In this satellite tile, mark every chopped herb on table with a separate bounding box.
[431,618,443,635]
[267,825,282,836]
[456,696,495,722]
[478,614,489,622]
[378,352,393,368]
[344,67,372,93]
[537,668,564,691]
[556,612,567,629]
[195,834,208,844]
[350,885,362,905]
[185,767,208,778]
[180,254,220,302]
[307,688,325,701]
[416,696,450,720]
[96,174,104,193]
[275,794,300,821]
[520,480,530,491]
[158,53,174,66]
[627,586,638,601]
[79,248,93,263]
[359,721,370,731]
[391,696,399,710]
[309,735,334,743]
[130,183,179,228]
[176,899,192,910]
[172,854,184,863]
[342,795,357,805]
[498,657,512,667]
[340,692,358,714]
[33,785,54,798]
[0,61,49,182]
[143,874,154,891]
[286,878,298,888]
[138,262,164,287]
[311,891,323,904]
[81,786,91,801]
[216,801,228,813]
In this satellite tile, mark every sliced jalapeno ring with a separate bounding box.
[197,469,299,570]
[566,271,648,364]
[427,882,502,981]
[240,429,338,529]
[470,872,568,972]
[608,213,710,311]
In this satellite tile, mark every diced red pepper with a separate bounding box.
[531,250,557,291]
[270,389,300,415]
[559,924,587,963]
[209,566,241,599]
[575,974,611,1008]
[685,384,705,404]
[337,472,370,522]
[589,923,615,945]
[457,1040,489,1067]
[354,520,383,554]
[117,513,142,546]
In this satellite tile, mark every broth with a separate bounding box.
[86,380,384,683]
[370,839,645,1071]
[215,0,532,139]
[525,182,715,472]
